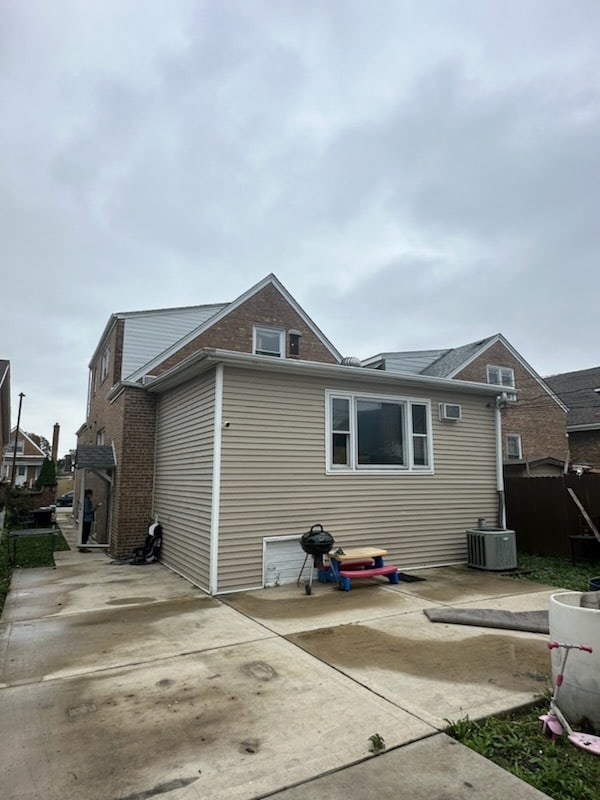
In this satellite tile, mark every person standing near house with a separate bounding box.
[79,489,98,553]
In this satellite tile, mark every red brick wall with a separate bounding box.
[154,283,338,375]
[109,389,158,556]
[76,385,157,556]
[454,342,569,462]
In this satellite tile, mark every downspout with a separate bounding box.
[209,363,224,595]
[495,396,506,528]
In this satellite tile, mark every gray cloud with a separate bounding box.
[2,0,600,449]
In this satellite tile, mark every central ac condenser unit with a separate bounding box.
[466,529,517,571]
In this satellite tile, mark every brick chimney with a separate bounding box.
[51,423,60,461]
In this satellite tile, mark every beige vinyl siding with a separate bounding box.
[154,371,216,591]
[217,367,498,592]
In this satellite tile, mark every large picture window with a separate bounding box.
[327,392,432,472]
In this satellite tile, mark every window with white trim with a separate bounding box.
[487,365,517,401]
[96,429,105,446]
[253,326,284,357]
[506,434,522,460]
[487,365,515,388]
[327,391,432,472]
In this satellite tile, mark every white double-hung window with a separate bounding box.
[253,326,284,357]
[327,391,432,472]
[486,365,517,401]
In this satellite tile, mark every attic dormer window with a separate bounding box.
[253,326,284,358]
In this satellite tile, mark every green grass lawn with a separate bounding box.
[514,552,600,592]
[0,527,70,614]
[447,552,600,800]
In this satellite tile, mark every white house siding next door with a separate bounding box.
[153,371,216,592]
[263,536,304,586]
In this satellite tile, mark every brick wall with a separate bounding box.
[154,283,338,375]
[110,389,158,556]
[454,342,569,462]
[569,430,600,467]
[76,385,157,556]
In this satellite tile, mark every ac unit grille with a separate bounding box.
[467,529,517,571]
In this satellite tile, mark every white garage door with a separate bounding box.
[263,536,306,587]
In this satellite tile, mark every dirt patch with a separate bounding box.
[287,624,550,692]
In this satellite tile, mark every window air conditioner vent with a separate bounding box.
[439,403,461,421]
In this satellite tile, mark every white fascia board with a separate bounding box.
[361,354,385,367]
[264,274,342,362]
[567,423,600,432]
[127,274,342,383]
[146,347,504,398]
[446,333,569,413]
[88,316,120,369]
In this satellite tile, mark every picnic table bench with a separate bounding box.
[327,547,400,591]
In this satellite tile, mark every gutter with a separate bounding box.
[145,347,506,398]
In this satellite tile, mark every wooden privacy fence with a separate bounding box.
[505,473,600,559]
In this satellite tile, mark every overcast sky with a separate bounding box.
[3,0,599,455]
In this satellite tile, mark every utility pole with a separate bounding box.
[10,392,25,488]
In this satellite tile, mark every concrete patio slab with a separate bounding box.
[223,580,439,635]
[287,609,551,728]
[0,637,435,800]
[0,527,555,800]
[0,597,274,686]
[267,732,552,800]
[3,557,201,622]
[383,565,557,604]
[456,588,558,613]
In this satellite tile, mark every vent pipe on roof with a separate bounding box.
[341,356,362,367]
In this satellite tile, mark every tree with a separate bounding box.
[27,432,51,457]
[35,458,57,489]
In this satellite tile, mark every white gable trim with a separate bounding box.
[446,334,568,413]
[127,274,341,382]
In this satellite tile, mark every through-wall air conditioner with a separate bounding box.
[466,529,517,571]
[439,402,462,421]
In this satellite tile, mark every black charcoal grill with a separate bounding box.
[296,524,334,595]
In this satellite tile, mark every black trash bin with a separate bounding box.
[32,507,54,527]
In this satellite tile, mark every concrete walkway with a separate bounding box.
[0,514,554,799]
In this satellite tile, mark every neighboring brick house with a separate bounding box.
[545,367,600,470]
[363,334,569,472]
[1,428,46,487]
[76,274,341,556]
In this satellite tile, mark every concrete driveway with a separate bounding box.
[0,517,555,799]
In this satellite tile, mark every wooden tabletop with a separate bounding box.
[329,547,387,561]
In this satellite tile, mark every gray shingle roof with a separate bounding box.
[75,445,116,470]
[421,336,497,378]
[545,367,600,427]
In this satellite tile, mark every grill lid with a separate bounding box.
[301,524,334,555]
